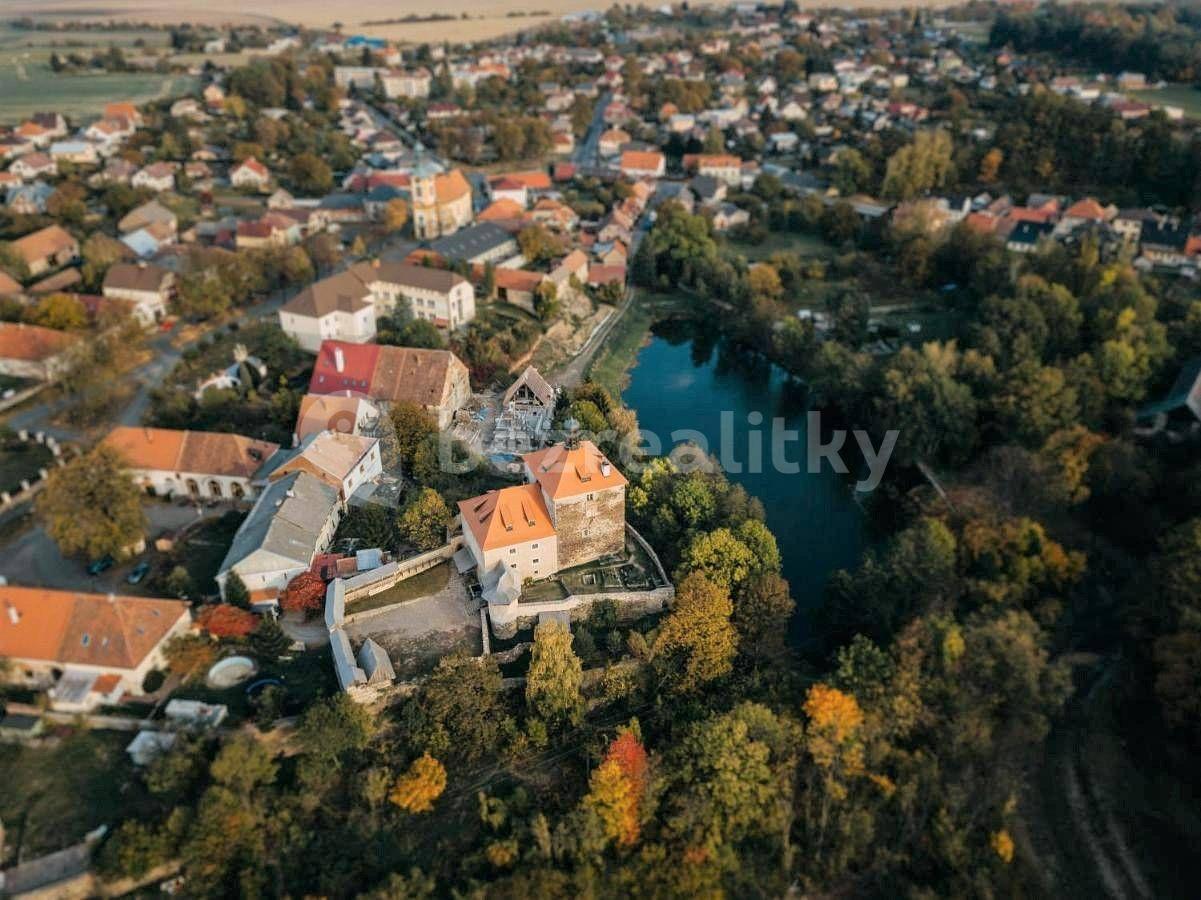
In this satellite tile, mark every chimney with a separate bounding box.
[372,257,380,268]
[6,604,18,625]
[333,346,345,373]
[600,460,611,477]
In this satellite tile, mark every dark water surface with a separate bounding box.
[622,322,866,636]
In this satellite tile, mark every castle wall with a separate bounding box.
[552,485,625,569]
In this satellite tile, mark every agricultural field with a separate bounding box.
[1131,84,1201,120]
[0,22,192,124]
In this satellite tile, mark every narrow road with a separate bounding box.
[572,91,612,168]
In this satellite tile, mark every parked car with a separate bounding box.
[127,561,151,585]
[87,555,115,576]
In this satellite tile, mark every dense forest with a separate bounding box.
[990,3,1201,83]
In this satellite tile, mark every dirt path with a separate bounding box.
[1026,658,1155,899]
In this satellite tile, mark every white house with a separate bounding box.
[0,586,192,711]
[216,471,342,609]
[131,162,177,192]
[230,157,271,190]
[103,426,281,501]
[101,261,174,325]
[263,430,382,503]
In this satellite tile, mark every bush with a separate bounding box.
[142,669,166,693]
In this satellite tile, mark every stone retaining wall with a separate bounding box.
[487,585,674,639]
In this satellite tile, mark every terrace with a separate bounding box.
[518,531,666,605]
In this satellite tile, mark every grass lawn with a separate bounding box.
[347,561,452,614]
[1131,84,1201,119]
[588,290,692,396]
[722,231,833,262]
[0,729,151,860]
[0,440,52,495]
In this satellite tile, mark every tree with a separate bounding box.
[164,564,194,599]
[176,269,233,320]
[734,573,795,660]
[210,734,278,795]
[882,129,954,200]
[383,198,410,232]
[390,401,439,481]
[163,634,218,681]
[280,570,326,616]
[653,573,737,694]
[195,604,258,638]
[409,652,507,762]
[748,263,783,302]
[978,147,1003,183]
[872,342,979,466]
[678,527,756,590]
[833,148,872,195]
[296,694,375,768]
[289,152,332,194]
[390,753,447,813]
[583,730,649,846]
[525,620,584,726]
[27,292,87,330]
[398,488,451,551]
[517,224,559,264]
[251,615,292,660]
[36,446,146,561]
[223,570,250,607]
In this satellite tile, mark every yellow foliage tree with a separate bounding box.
[389,753,447,813]
[990,828,1014,864]
[383,197,409,232]
[582,731,649,846]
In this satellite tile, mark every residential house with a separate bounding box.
[294,393,380,443]
[48,141,98,166]
[684,153,743,185]
[9,152,55,180]
[216,471,342,609]
[118,199,178,237]
[103,426,280,500]
[264,430,382,502]
[710,202,751,232]
[308,341,472,429]
[1006,220,1055,254]
[132,162,177,192]
[279,260,476,352]
[0,586,191,711]
[0,322,78,380]
[11,225,78,277]
[101,262,174,325]
[598,128,631,158]
[231,157,271,191]
[619,150,666,179]
[5,181,54,215]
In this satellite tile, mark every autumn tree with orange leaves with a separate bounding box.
[390,753,447,813]
[584,728,649,847]
[280,570,326,617]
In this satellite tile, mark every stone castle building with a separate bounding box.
[458,439,627,587]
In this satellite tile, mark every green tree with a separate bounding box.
[289,152,333,194]
[36,446,146,560]
[27,292,88,330]
[882,129,954,200]
[525,620,584,727]
[398,488,451,551]
[296,694,375,768]
[654,573,738,694]
[408,652,508,762]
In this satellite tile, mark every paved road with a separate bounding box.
[572,91,612,168]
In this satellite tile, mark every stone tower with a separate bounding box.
[410,143,442,240]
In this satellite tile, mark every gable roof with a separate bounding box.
[0,586,189,670]
[102,262,172,294]
[220,471,340,575]
[266,430,377,486]
[0,321,78,361]
[103,426,279,478]
[308,340,468,408]
[11,225,76,265]
[458,483,556,552]
[522,440,627,500]
[295,393,376,441]
[503,365,555,407]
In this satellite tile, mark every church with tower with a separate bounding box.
[409,149,475,240]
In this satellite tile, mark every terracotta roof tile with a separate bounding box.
[522,440,627,500]
[458,483,556,551]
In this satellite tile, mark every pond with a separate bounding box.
[622,320,866,643]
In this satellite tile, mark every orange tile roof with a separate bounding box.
[478,198,526,222]
[494,267,544,292]
[295,393,374,441]
[505,170,552,190]
[0,322,78,361]
[1063,198,1107,221]
[523,440,627,500]
[104,102,139,121]
[0,586,189,669]
[458,483,556,551]
[435,169,471,204]
[620,150,664,172]
[103,426,279,478]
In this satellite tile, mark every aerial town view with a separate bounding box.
[0,0,1199,896]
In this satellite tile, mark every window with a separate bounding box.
[532,558,539,564]
[510,563,517,569]
[532,543,539,549]
[509,548,517,554]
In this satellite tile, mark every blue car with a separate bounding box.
[87,555,115,576]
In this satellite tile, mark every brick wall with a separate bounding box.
[553,485,625,568]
